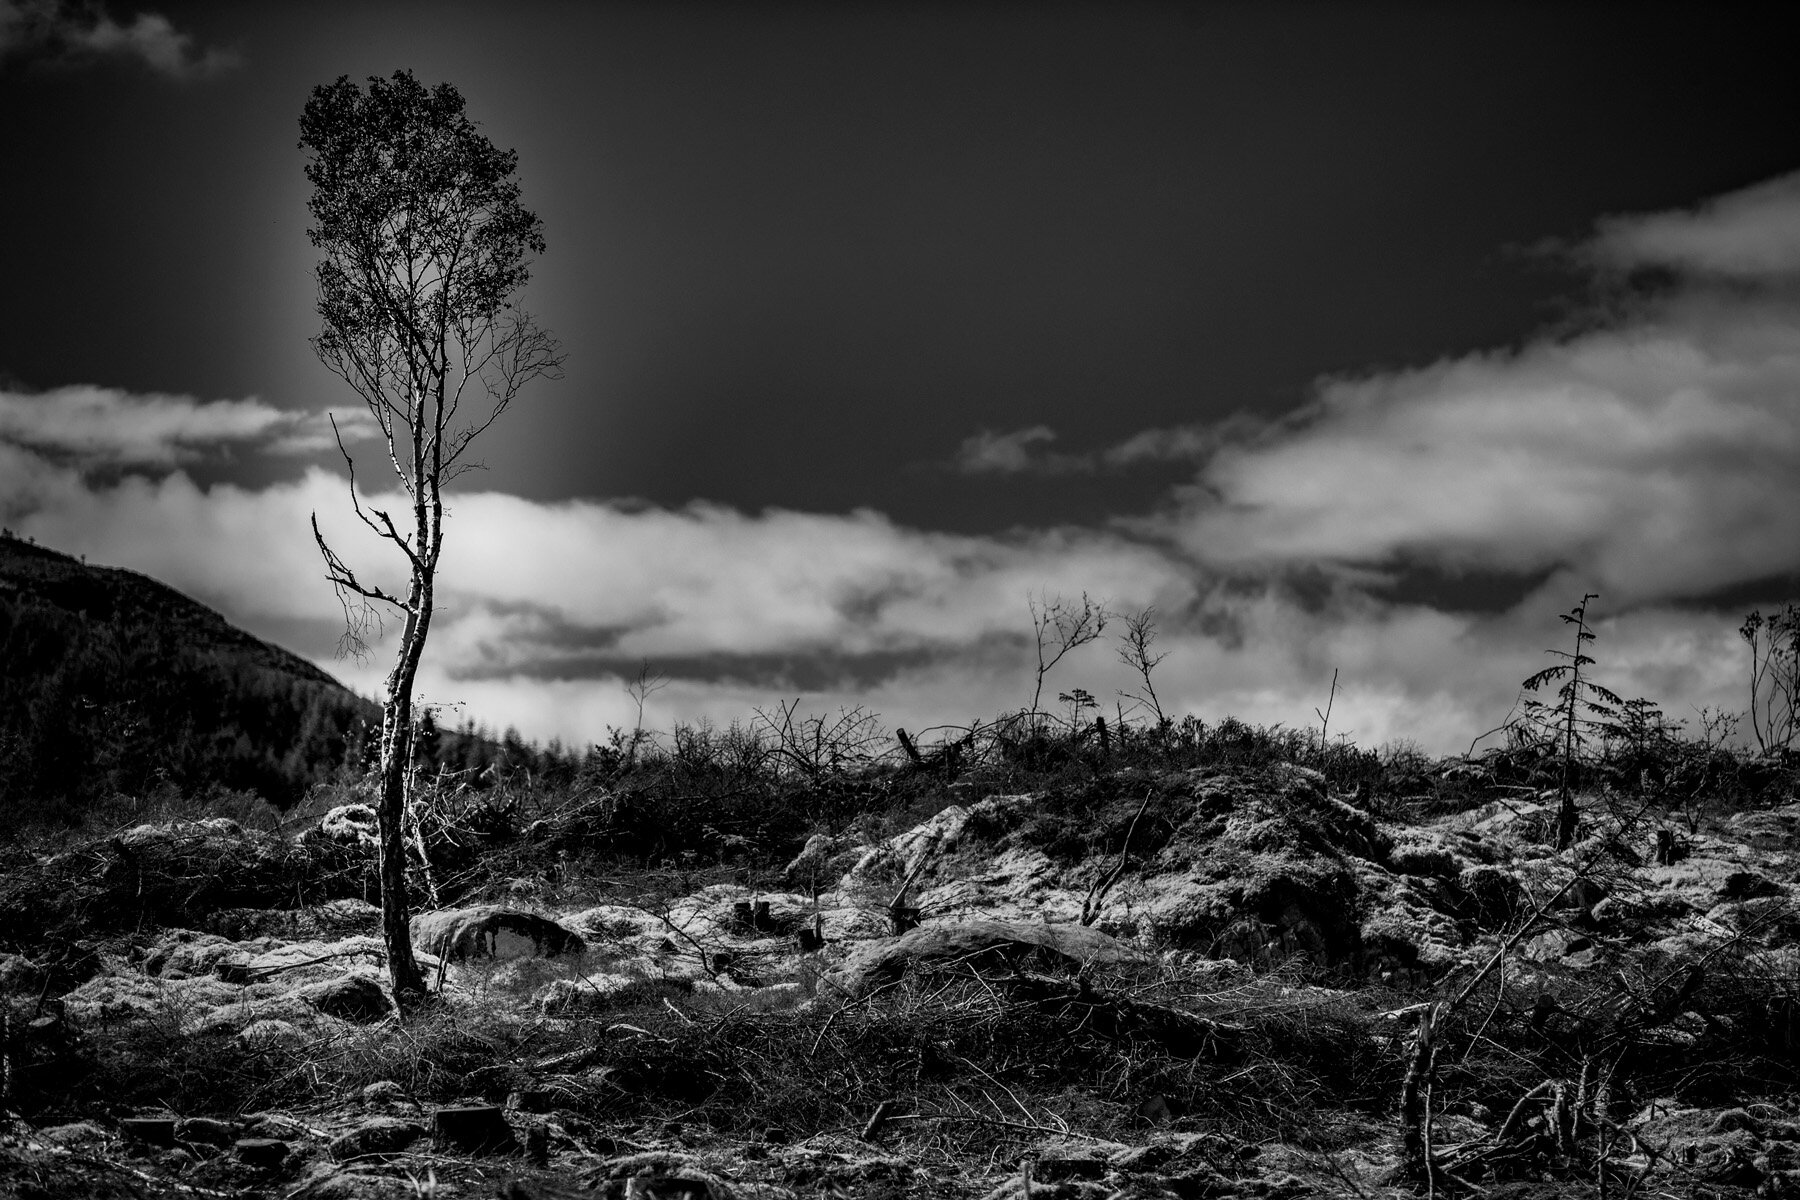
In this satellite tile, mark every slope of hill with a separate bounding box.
[0,532,379,816]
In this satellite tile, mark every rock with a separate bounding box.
[118,817,244,851]
[834,920,1146,994]
[328,1116,427,1160]
[410,905,586,961]
[1385,833,1462,879]
[362,1080,410,1106]
[1710,1107,1766,1136]
[235,1137,290,1169]
[0,951,44,991]
[784,833,862,889]
[206,899,383,941]
[100,819,309,924]
[35,1121,109,1146]
[296,974,393,1022]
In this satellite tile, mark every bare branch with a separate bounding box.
[1027,590,1110,719]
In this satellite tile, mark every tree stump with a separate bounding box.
[523,1122,549,1168]
[235,1138,290,1170]
[890,904,921,935]
[434,1105,516,1155]
[122,1117,177,1147]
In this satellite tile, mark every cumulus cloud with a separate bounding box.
[0,0,239,78]
[1160,305,1800,607]
[1588,169,1800,280]
[0,384,377,470]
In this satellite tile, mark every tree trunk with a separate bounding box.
[377,593,431,1002]
[1556,782,1579,851]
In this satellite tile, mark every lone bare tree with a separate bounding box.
[300,70,562,1000]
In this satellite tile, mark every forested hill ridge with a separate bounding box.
[0,533,523,823]
[1,533,341,687]
[0,531,382,817]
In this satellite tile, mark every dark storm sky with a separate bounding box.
[7,2,1796,534]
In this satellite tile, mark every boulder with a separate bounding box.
[0,951,44,992]
[833,920,1146,994]
[410,905,586,962]
[205,899,382,941]
[35,1121,110,1147]
[316,804,379,847]
[784,833,863,889]
[118,817,245,852]
[296,974,392,1022]
[102,819,306,920]
[362,1080,411,1107]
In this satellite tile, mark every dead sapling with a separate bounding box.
[1740,602,1800,757]
[887,835,940,935]
[1081,790,1153,927]
[622,660,667,771]
[1115,605,1170,732]
[1026,590,1110,724]
[1314,667,1340,752]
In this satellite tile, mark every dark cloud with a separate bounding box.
[0,1,240,78]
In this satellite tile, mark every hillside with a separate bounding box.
[0,533,507,821]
